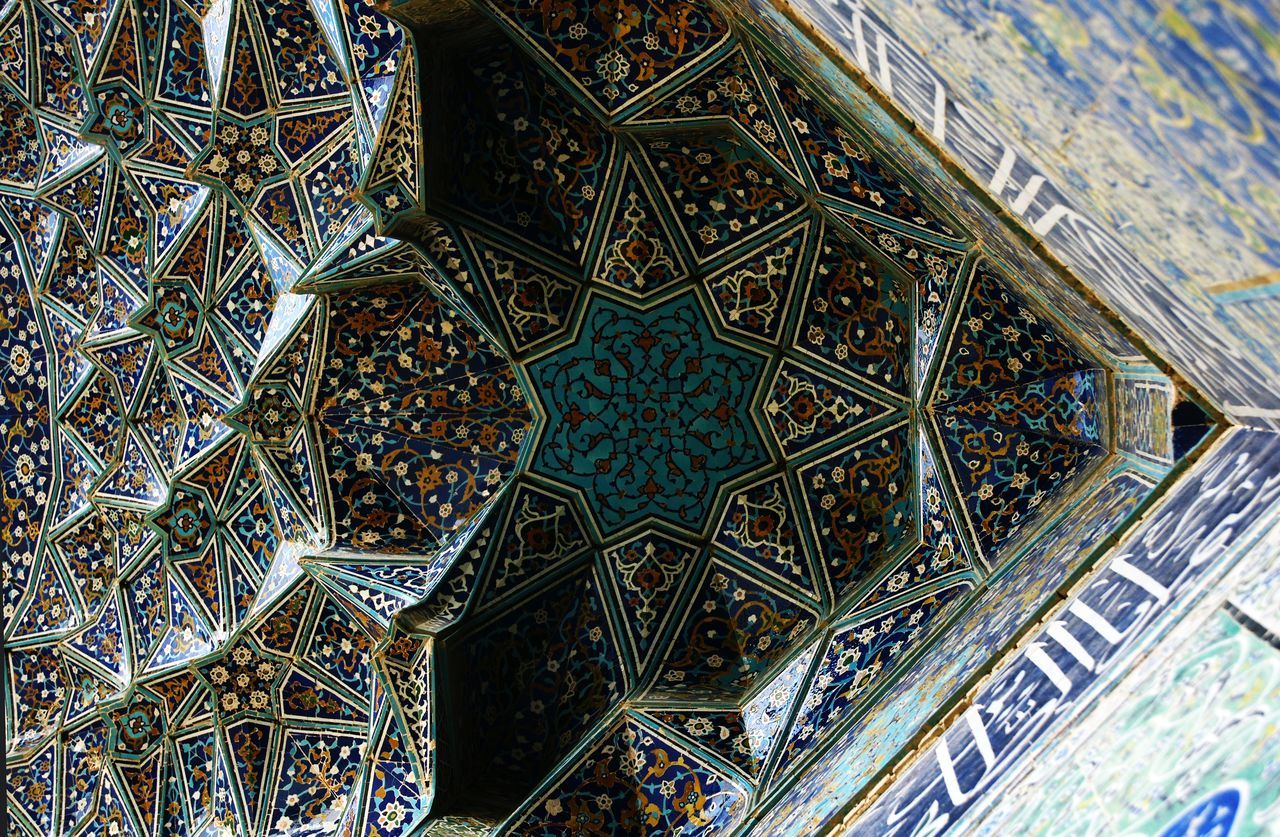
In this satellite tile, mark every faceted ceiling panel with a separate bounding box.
[0,0,1185,834]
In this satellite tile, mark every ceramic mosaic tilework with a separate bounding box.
[850,429,1280,836]
[855,0,1280,303]
[742,464,1157,834]
[0,0,1194,833]
[966,608,1280,835]
[1113,374,1177,472]
[765,0,1280,430]
[1222,524,1280,640]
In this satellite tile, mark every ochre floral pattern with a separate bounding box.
[0,0,1146,834]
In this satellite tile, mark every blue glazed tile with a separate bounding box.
[0,0,1190,832]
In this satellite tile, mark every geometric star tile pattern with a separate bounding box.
[0,0,1163,834]
[530,291,768,535]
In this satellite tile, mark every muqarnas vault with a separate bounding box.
[0,0,1201,834]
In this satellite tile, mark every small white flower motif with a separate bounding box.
[378,802,406,829]
[822,151,849,180]
[596,49,630,83]
[686,716,714,737]
[716,75,752,102]
[620,747,645,773]
[13,454,33,484]
[978,484,994,500]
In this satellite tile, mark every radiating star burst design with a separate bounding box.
[1,0,1177,834]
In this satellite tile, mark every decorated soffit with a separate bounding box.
[0,0,1202,834]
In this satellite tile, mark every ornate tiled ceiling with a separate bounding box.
[0,0,1190,834]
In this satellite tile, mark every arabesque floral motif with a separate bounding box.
[0,0,1170,833]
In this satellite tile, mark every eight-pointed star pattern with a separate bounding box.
[0,0,1175,834]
